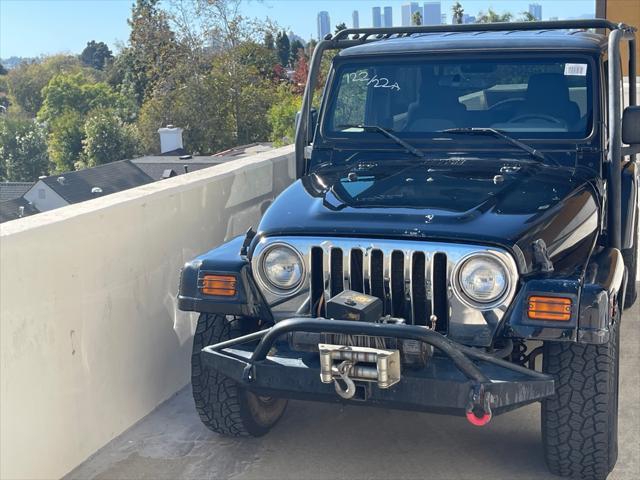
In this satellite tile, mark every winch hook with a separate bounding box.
[334,360,357,399]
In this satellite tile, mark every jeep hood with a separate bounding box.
[256,157,599,272]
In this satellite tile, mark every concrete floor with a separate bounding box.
[67,293,639,480]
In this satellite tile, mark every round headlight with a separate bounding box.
[261,244,304,292]
[457,255,508,305]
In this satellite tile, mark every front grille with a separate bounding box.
[309,245,448,332]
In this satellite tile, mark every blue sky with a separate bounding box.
[1,0,596,58]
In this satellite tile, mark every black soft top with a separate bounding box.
[338,30,607,57]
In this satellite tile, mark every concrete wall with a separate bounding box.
[0,145,295,480]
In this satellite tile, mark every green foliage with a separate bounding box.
[520,11,537,22]
[81,109,140,167]
[0,64,7,75]
[334,22,347,33]
[289,39,305,66]
[412,11,423,26]
[46,111,85,172]
[476,9,513,23]
[6,55,90,116]
[452,2,464,24]
[125,0,182,103]
[38,72,136,123]
[267,85,301,146]
[276,31,290,66]
[0,114,49,181]
[80,41,114,70]
[235,41,279,78]
[264,32,275,49]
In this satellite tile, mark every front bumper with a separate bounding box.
[201,318,554,422]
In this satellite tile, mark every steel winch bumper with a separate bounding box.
[200,318,555,425]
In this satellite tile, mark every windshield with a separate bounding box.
[326,55,594,140]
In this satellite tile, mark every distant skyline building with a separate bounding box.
[384,6,394,27]
[372,7,383,27]
[317,11,330,39]
[423,2,441,25]
[462,14,476,24]
[352,10,360,28]
[441,13,448,24]
[529,3,543,20]
[401,2,421,26]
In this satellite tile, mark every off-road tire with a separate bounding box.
[191,313,288,437]
[541,319,620,480]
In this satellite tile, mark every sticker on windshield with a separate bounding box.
[564,63,588,76]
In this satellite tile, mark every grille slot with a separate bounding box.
[310,247,324,317]
[391,251,405,317]
[308,245,449,329]
[411,252,429,326]
[432,252,449,334]
[350,249,364,293]
[370,249,385,306]
[330,248,343,297]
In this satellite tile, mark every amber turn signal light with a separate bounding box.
[528,296,572,321]
[201,274,237,297]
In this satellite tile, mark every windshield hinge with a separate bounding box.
[304,145,313,160]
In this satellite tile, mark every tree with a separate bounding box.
[520,11,537,22]
[37,72,133,123]
[268,85,301,146]
[80,41,114,70]
[0,64,7,75]
[6,55,88,116]
[81,109,140,167]
[452,2,464,25]
[289,39,305,67]
[276,31,290,67]
[335,22,347,33]
[124,0,181,103]
[0,114,49,181]
[476,9,513,23]
[412,11,423,26]
[292,49,309,93]
[46,111,85,172]
[264,31,275,49]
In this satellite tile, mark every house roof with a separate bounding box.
[0,197,40,223]
[132,161,222,181]
[38,160,154,204]
[0,181,34,202]
[339,30,607,57]
[130,143,273,181]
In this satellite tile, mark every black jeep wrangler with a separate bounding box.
[179,20,639,480]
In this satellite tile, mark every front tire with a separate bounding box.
[191,313,288,437]
[541,319,619,480]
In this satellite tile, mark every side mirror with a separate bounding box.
[295,108,318,140]
[622,106,640,145]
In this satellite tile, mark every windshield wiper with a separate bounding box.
[441,127,560,166]
[337,124,425,158]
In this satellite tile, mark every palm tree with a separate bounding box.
[452,2,464,25]
[476,8,513,23]
[412,10,423,26]
[520,11,537,22]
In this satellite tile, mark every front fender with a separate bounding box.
[178,236,273,322]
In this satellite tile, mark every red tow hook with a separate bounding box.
[465,384,493,427]
[465,408,492,426]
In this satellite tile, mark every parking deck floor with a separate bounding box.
[66,290,639,480]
